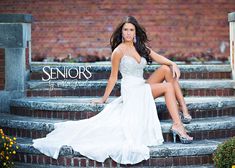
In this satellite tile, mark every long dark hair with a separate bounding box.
[110,16,152,64]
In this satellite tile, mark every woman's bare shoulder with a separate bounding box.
[112,45,124,59]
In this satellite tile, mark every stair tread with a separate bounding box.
[15,136,227,157]
[10,96,235,112]
[1,113,234,133]
[11,95,235,103]
[31,61,231,73]
[27,79,235,89]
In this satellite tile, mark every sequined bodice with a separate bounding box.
[119,55,147,78]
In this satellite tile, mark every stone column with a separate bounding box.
[228,12,235,79]
[0,14,32,113]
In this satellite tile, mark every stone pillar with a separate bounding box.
[0,14,32,113]
[228,12,235,79]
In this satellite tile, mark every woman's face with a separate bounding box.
[122,23,136,42]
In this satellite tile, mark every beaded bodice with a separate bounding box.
[119,55,147,78]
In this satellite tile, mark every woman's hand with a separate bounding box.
[91,98,106,104]
[171,62,181,80]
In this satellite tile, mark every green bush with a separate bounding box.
[0,129,19,168]
[213,136,235,168]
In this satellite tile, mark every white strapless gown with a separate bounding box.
[33,55,164,164]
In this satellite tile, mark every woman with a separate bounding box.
[93,16,192,140]
[33,16,193,165]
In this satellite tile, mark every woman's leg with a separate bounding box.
[146,65,190,117]
[145,65,192,139]
[146,82,192,139]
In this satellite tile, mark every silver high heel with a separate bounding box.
[179,111,192,124]
[170,128,193,144]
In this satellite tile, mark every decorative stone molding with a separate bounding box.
[0,14,32,113]
[228,12,235,79]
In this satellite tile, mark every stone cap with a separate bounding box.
[0,14,33,23]
[228,12,235,22]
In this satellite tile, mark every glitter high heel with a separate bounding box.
[179,111,192,124]
[170,128,193,144]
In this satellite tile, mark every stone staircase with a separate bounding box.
[1,61,235,167]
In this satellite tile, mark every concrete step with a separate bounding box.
[10,96,235,120]
[30,62,231,80]
[26,79,235,97]
[1,113,234,141]
[14,136,223,167]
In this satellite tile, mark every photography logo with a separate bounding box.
[41,65,92,90]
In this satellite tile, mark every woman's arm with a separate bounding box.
[149,48,174,66]
[92,49,122,104]
[149,48,181,80]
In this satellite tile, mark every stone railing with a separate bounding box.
[228,12,235,79]
[0,14,32,113]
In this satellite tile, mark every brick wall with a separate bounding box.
[0,0,234,61]
[0,49,4,90]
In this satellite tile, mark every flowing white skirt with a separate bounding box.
[32,75,164,164]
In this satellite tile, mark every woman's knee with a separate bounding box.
[164,82,174,92]
[160,65,171,74]
[160,65,176,82]
[149,82,174,97]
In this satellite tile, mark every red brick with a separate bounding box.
[57,156,65,166]
[38,155,43,164]
[80,158,87,167]
[151,157,166,166]
[66,157,72,166]
[0,49,4,90]
[172,157,180,166]
[0,2,232,61]
[89,159,95,166]
[50,157,58,165]
[186,156,195,165]
[26,154,32,163]
[44,156,50,164]
[73,158,79,166]
[95,161,102,167]
[111,160,117,167]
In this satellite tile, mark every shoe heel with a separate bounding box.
[171,130,177,143]
[171,129,193,144]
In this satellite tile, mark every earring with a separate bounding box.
[134,36,137,43]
